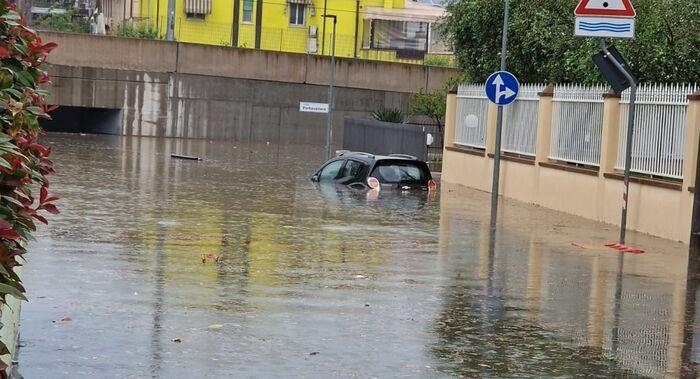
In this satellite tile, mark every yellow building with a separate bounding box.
[138,0,452,64]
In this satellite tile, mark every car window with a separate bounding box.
[341,160,365,179]
[370,161,428,183]
[318,160,345,181]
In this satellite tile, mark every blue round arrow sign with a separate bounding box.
[484,71,520,106]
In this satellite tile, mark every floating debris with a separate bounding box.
[201,252,222,264]
[171,154,201,161]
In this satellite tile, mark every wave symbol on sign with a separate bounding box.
[578,21,631,32]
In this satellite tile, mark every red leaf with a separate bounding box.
[41,42,58,54]
[0,219,19,240]
[0,219,12,230]
[0,229,20,239]
[40,186,47,203]
[31,214,47,224]
[41,203,59,215]
[31,143,48,157]
[42,104,59,113]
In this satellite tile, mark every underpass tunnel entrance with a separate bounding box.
[41,106,122,135]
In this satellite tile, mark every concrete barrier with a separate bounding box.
[176,43,308,84]
[38,32,457,93]
[41,32,178,73]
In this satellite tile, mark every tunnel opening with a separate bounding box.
[41,106,122,135]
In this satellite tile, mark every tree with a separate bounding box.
[440,0,700,83]
[410,88,446,143]
[410,75,466,147]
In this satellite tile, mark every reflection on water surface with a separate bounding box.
[18,134,698,378]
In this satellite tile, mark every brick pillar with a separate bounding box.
[599,91,622,177]
[443,85,458,152]
[682,91,700,190]
[534,84,554,164]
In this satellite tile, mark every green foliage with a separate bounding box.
[409,75,467,146]
[441,0,700,83]
[423,55,454,67]
[0,1,59,372]
[34,9,89,33]
[410,88,447,127]
[371,108,408,123]
[115,23,159,39]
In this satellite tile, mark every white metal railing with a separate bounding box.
[502,84,544,156]
[549,84,607,166]
[455,84,489,149]
[615,83,697,180]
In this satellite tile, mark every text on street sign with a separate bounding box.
[299,102,329,114]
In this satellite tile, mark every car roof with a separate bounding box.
[334,151,423,163]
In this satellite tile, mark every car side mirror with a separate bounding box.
[311,174,319,182]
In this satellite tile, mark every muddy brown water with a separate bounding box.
[18,134,699,378]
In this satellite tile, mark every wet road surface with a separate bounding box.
[18,134,698,378]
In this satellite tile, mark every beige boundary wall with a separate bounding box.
[442,85,700,243]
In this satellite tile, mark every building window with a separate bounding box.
[242,0,253,22]
[289,3,306,26]
[369,20,428,52]
[186,12,206,20]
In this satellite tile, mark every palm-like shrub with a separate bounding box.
[371,108,407,123]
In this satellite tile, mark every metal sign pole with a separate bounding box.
[490,0,510,226]
[599,38,637,244]
[324,15,337,159]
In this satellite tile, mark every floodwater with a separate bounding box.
[17,134,699,378]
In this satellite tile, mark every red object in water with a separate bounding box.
[604,242,645,254]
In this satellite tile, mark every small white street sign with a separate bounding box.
[299,102,329,114]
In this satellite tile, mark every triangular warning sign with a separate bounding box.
[575,0,636,17]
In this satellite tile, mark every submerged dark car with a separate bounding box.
[310,151,436,191]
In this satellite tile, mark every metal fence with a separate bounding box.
[615,83,697,180]
[549,84,607,166]
[454,84,489,149]
[33,14,450,65]
[417,122,443,163]
[343,118,427,162]
[502,84,543,156]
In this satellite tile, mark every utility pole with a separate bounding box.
[165,0,176,40]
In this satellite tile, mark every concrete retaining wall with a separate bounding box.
[40,32,456,93]
[39,32,457,143]
[46,64,409,144]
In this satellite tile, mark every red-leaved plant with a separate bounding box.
[0,0,58,372]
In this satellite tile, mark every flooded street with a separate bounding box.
[18,134,697,378]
